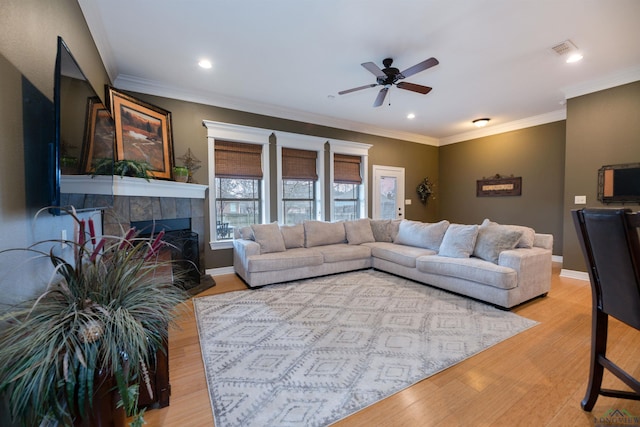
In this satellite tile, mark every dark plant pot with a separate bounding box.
[74,370,125,427]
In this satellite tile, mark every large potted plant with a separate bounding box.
[0,208,188,426]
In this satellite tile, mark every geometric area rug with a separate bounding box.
[193,269,538,427]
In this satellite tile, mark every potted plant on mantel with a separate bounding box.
[0,208,188,427]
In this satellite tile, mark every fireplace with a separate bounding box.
[131,218,201,290]
[103,193,214,295]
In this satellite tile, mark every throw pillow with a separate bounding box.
[393,219,450,251]
[250,222,286,254]
[481,219,536,248]
[472,224,522,264]
[370,219,392,242]
[304,220,346,247]
[344,218,375,245]
[280,224,304,249]
[438,224,479,258]
[235,226,254,240]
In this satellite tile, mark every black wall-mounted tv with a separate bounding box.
[598,163,640,204]
[53,37,114,214]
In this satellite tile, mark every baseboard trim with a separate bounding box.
[560,269,589,281]
[206,266,235,276]
[552,255,563,263]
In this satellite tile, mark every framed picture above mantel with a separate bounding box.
[106,86,175,180]
[476,175,522,197]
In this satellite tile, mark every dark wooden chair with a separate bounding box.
[572,208,640,411]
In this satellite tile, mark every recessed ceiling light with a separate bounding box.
[566,53,584,63]
[473,118,490,128]
[198,59,212,69]
[407,113,415,119]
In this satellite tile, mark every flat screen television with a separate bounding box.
[53,37,114,213]
[598,163,640,204]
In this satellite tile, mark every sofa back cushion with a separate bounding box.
[251,222,286,254]
[438,224,479,258]
[304,220,346,247]
[393,219,450,251]
[370,219,402,242]
[344,218,375,245]
[280,224,305,249]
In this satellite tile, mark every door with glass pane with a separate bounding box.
[372,165,405,220]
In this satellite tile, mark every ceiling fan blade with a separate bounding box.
[338,83,377,95]
[399,57,439,79]
[373,87,389,107]
[361,62,386,79]
[396,81,432,94]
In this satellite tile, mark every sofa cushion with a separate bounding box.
[472,224,522,263]
[314,243,372,263]
[365,242,436,268]
[344,218,375,245]
[370,219,402,242]
[481,219,535,249]
[304,221,346,247]
[235,226,254,240]
[438,224,479,258]
[251,222,286,254]
[416,255,518,290]
[280,224,304,249]
[394,219,450,251]
[246,248,323,273]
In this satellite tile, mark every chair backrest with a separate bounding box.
[572,208,640,330]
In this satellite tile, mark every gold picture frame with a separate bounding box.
[106,86,174,179]
[81,96,115,173]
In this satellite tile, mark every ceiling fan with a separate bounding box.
[339,57,439,107]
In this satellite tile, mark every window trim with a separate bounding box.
[203,120,271,247]
[275,132,326,222]
[328,139,372,221]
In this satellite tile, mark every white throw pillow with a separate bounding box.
[481,219,536,248]
[251,222,286,254]
[393,219,450,251]
[472,224,522,263]
[344,218,375,245]
[280,224,304,249]
[438,224,479,258]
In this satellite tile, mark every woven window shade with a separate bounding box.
[282,148,318,181]
[215,140,263,179]
[334,154,362,184]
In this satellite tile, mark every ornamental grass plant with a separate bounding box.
[0,208,188,426]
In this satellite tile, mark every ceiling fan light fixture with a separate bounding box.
[473,118,490,128]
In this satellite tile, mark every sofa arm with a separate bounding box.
[533,233,553,250]
[499,247,552,296]
[233,239,261,280]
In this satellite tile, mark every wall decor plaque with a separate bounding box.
[477,175,522,197]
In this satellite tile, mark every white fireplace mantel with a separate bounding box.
[60,175,208,199]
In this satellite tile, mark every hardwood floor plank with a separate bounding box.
[139,265,640,426]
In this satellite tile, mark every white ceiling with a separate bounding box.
[78,0,640,146]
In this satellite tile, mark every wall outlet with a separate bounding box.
[405,199,412,205]
[574,195,587,204]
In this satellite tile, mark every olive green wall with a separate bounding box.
[130,93,439,268]
[439,121,566,255]
[0,0,111,308]
[562,81,640,271]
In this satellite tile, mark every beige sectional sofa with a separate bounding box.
[233,218,553,309]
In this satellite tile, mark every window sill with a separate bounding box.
[210,240,233,250]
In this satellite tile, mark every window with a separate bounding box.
[281,148,318,225]
[203,121,271,246]
[333,154,362,221]
[214,140,263,239]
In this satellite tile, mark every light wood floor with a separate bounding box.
[141,265,640,426]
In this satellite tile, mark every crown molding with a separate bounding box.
[439,109,567,146]
[562,64,640,100]
[113,74,440,146]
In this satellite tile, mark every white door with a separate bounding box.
[372,165,405,220]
